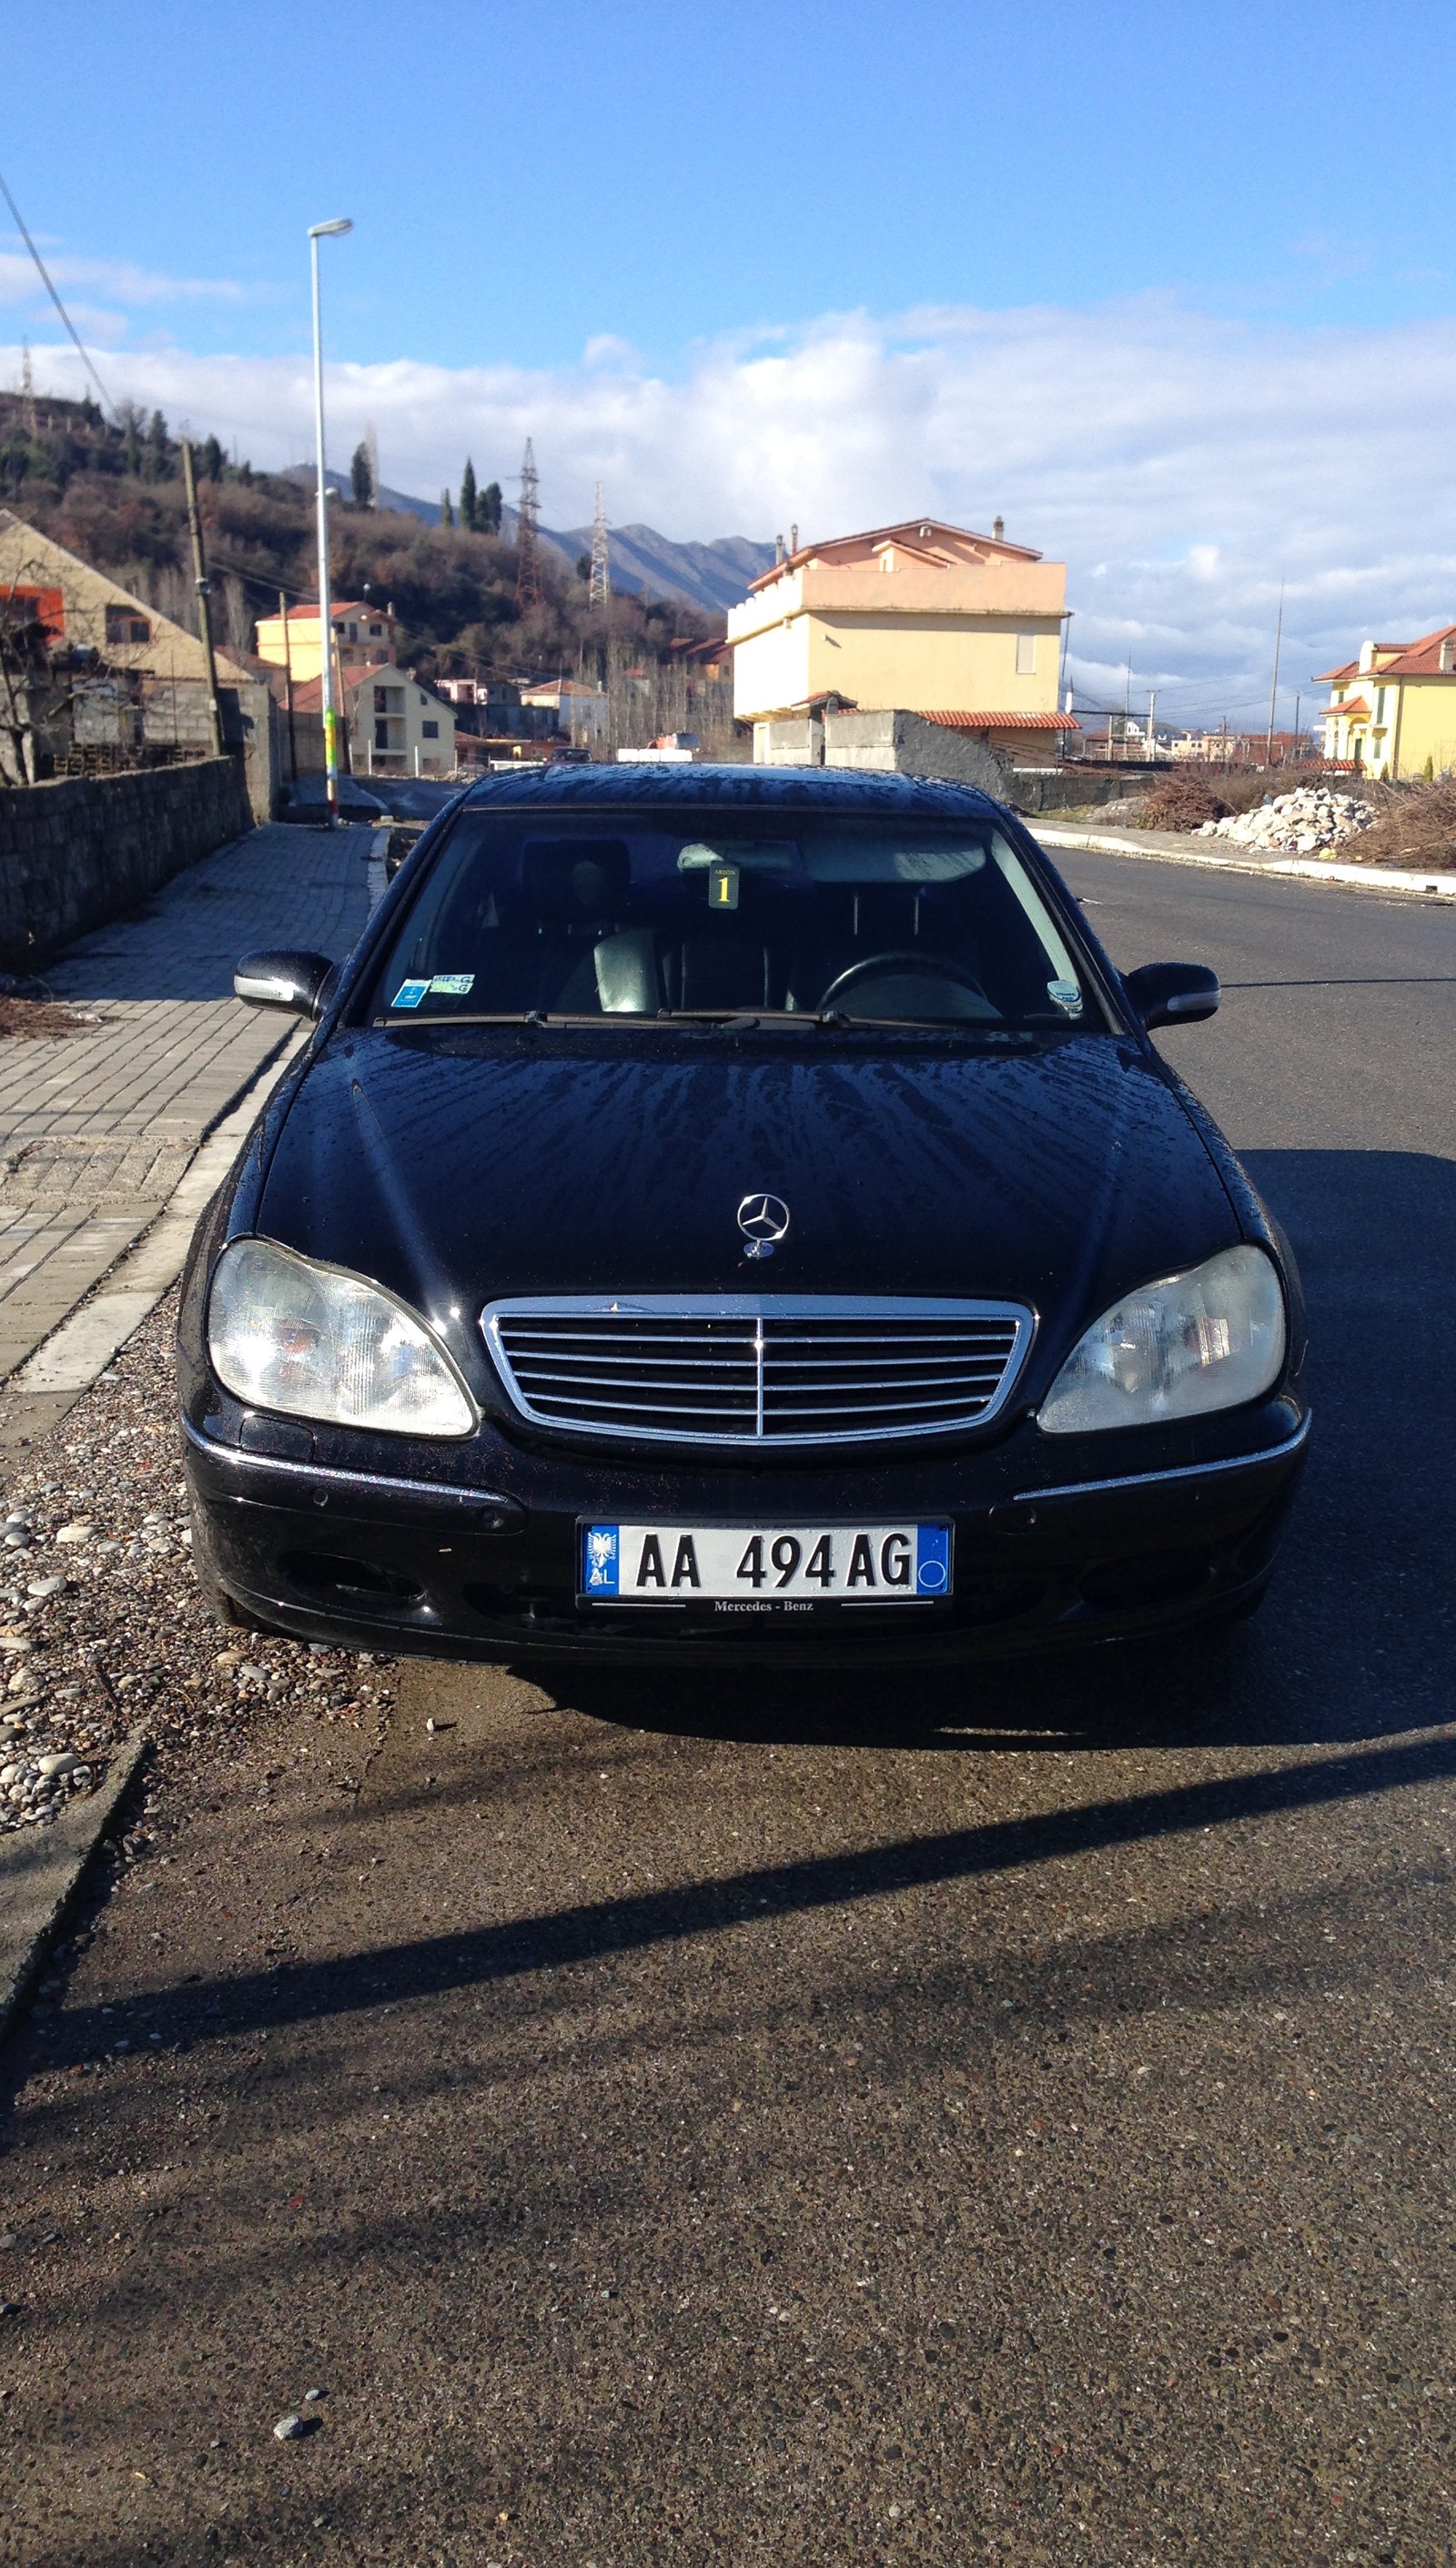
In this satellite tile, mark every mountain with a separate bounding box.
[547,523,776,615]
[286,467,773,616]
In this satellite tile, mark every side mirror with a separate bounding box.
[233,950,337,1018]
[1124,960,1220,1032]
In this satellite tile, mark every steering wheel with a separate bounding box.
[817,951,995,1016]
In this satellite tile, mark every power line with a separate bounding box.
[0,162,116,415]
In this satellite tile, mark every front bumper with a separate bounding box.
[181,1396,1309,1665]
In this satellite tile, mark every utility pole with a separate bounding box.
[1265,581,1285,770]
[1293,691,1302,768]
[180,440,225,758]
[515,438,542,612]
[308,216,353,821]
[278,589,298,781]
[588,480,610,612]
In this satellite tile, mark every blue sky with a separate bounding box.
[4,0,1455,722]
[5,0,1454,361]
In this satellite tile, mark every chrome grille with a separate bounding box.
[482,1297,1033,1447]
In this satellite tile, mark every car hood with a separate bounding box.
[254,1028,1240,1401]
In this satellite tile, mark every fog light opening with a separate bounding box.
[1078,1551,1213,1614]
[279,1549,426,1612]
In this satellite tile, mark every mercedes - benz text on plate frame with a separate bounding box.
[581,1521,953,1607]
[738,1193,790,1259]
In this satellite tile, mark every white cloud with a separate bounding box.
[6,292,1455,723]
[0,248,251,308]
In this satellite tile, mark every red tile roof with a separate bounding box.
[748,517,1043,591]
[275,600,392,622]
[291,662,448,713]
[1317,625,1456,682]
[1327,695,1372,720]
[919,709,1080,732]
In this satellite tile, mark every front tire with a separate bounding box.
[187,1498,279,1633]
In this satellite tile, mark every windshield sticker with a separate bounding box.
[708,863,740,910]
[430,974,475,996]
[1047,978,1083,1016]
[391,979,430,1009]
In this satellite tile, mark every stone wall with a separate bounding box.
[0,756,252,972]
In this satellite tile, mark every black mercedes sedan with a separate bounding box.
[177,764,1308,1663]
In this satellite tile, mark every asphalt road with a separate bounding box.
[5,859,1456,2568]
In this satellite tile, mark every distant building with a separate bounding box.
[0,508,252,689]
[519,676,610,743]
[0,509,273,810]
[727,517,1069,763]
[255,599,398,686]
[667,635,733,682]
[1170,729,1309,767]
[290,661,456,775]
[1316,632,1456,777]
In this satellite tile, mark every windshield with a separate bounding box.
[368,808,1101,1031]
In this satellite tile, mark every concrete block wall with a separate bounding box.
[220,682,284,824]
[750,709,1014,799]
[753,717,824,767]
[824,711,1012,798]
[1008,766,1161,816]
[0,756,252,971]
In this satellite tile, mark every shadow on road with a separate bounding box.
[39,1725,1456,2068]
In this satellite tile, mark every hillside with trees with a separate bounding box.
[0,390,722,685]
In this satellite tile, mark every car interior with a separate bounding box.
[375,827,1089,1026]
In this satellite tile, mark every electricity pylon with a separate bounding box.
[589,480,611,612]
[515,437,543,612]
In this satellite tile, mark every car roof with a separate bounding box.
[459,763,1010,824]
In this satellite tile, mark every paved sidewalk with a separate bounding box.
[0,821,372,1433]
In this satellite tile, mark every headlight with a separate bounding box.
[207,1239,475,1437]
[1038,1244,1285,1434]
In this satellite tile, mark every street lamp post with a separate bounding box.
[308,217,353,822]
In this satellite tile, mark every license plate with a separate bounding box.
[580,1522,952,1608]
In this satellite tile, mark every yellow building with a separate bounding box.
[727,517,1068,758]
[1317,630,1456,778]
[254,598,398,686]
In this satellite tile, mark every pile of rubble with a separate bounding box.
[1197,785,1374,855]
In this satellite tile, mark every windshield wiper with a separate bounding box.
[375,1007,1043,1041]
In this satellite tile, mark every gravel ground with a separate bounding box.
[0,1287,396,1850]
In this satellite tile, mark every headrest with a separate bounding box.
[521,838,632,922]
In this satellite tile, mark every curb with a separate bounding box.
[0,1730,149,2044]
[1036,824,1456,901]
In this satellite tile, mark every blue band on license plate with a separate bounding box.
[581,1522,952,1603]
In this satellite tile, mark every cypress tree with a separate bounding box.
[460,458,478,531]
